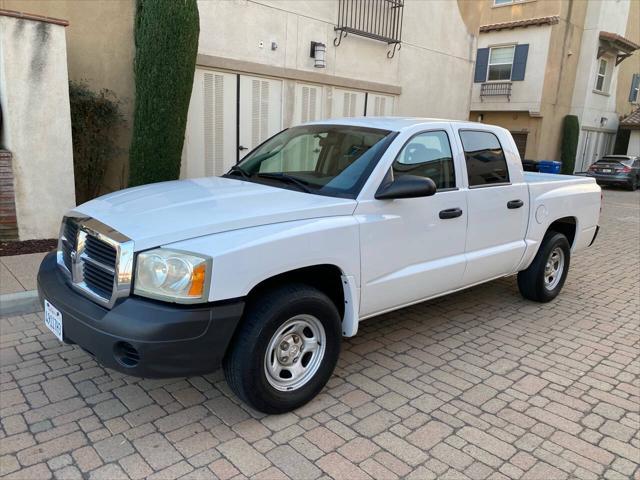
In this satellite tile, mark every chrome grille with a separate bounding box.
[57,216,134,309]
[60,219,78,272]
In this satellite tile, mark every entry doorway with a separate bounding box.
[511,132,528,160]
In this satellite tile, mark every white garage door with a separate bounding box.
[238,75,282,160]
[182,69,237,178]
[293,83,324,125]
[331,88,366,118]
[366,93,395,116]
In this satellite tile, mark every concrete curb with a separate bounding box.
[0,290,42,318]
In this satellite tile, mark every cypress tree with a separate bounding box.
[128,0,199,186]
[560,115,580,175]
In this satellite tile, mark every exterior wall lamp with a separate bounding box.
[310,41,326,68]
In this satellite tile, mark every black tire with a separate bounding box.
[517,231,571,303]
[223,283,341,414]
[628,176,638,191]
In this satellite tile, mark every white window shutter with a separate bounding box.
[239,75,282,157]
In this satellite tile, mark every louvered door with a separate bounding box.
[366,93,395,116]
[293,83,324,125]
[182,69,237,178]
[331,89,365,118]
[238,75,282,160]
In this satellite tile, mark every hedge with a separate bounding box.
[128,0,199,186]
[560,115,580,175]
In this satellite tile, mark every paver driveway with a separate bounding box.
[1,189,639,480]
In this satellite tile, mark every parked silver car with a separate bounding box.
[587,155,640,191]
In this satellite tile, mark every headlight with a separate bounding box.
[134,249,211,303]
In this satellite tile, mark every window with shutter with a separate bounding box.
[630,73,640,103]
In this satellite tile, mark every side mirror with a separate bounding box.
[375,175,437,200]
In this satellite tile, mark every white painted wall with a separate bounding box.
[195,0,476,121]
[0,16,76,240]
[470,25,552,114]
[627,130,640,156]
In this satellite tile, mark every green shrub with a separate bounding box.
[69,81,123,203]
[128,0,199,186]
[560,115,580,174]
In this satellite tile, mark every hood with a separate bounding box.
[75,177,357,250]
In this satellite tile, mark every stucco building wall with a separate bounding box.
[0,14,76,239]
[1,0,136,194]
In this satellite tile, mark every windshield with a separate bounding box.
[227,125,394,198]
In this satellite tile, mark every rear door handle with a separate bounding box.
[507,199,524,209]
[439,208,463,219]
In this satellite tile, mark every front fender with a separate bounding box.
[164,216,361,303]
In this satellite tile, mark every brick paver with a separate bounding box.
[1,189,639,479]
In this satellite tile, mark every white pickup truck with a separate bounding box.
[38,118,601,413]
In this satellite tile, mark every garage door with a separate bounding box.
[182,69,237,178]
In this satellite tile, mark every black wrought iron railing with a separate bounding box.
[334,0,404,58]
[480,82,512,101]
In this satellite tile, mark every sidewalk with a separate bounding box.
[0,251,47,316]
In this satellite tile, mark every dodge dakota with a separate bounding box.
[38,118,601,413]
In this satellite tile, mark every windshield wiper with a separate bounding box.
[256,172,312,193]
[227,165,251,179]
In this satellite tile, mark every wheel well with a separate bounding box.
[246,265,345,318]
[548,217,576,247]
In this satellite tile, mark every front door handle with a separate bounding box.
[439,208,463,219]
[507,199,524,209]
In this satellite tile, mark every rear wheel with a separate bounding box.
[628,176,638,191]
[223,283,341,414]
[517,231,570,303]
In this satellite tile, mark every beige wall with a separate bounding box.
[475,0,561,25]
[616,0,640,117]
[1,0,135,194]
[0,15,76,239]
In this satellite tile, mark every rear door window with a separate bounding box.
[459,130,510,187]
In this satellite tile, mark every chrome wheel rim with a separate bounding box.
[544,247,565,290]
[264,314,326,392]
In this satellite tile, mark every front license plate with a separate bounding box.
[44,300,63,342]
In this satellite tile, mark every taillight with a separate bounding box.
[621,166,631,173]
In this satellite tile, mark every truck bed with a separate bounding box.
[523,171,595,185]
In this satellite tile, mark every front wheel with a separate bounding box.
[517,231,571,303]
[223,284,341,414]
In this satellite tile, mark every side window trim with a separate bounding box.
[458,128,511,187]
[389,129,458,192]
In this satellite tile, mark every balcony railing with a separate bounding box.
[480,82,512,101]
[334,0,404,58]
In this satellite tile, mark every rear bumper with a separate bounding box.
[37,251,244,378]
[587,173,633,186]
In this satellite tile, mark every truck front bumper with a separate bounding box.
[37,251,244,378]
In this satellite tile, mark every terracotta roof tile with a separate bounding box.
[620,108,640,130]
[480,15,559,33]
[599,31,640,52]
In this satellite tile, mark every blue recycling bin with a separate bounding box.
[538,161,562,174]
